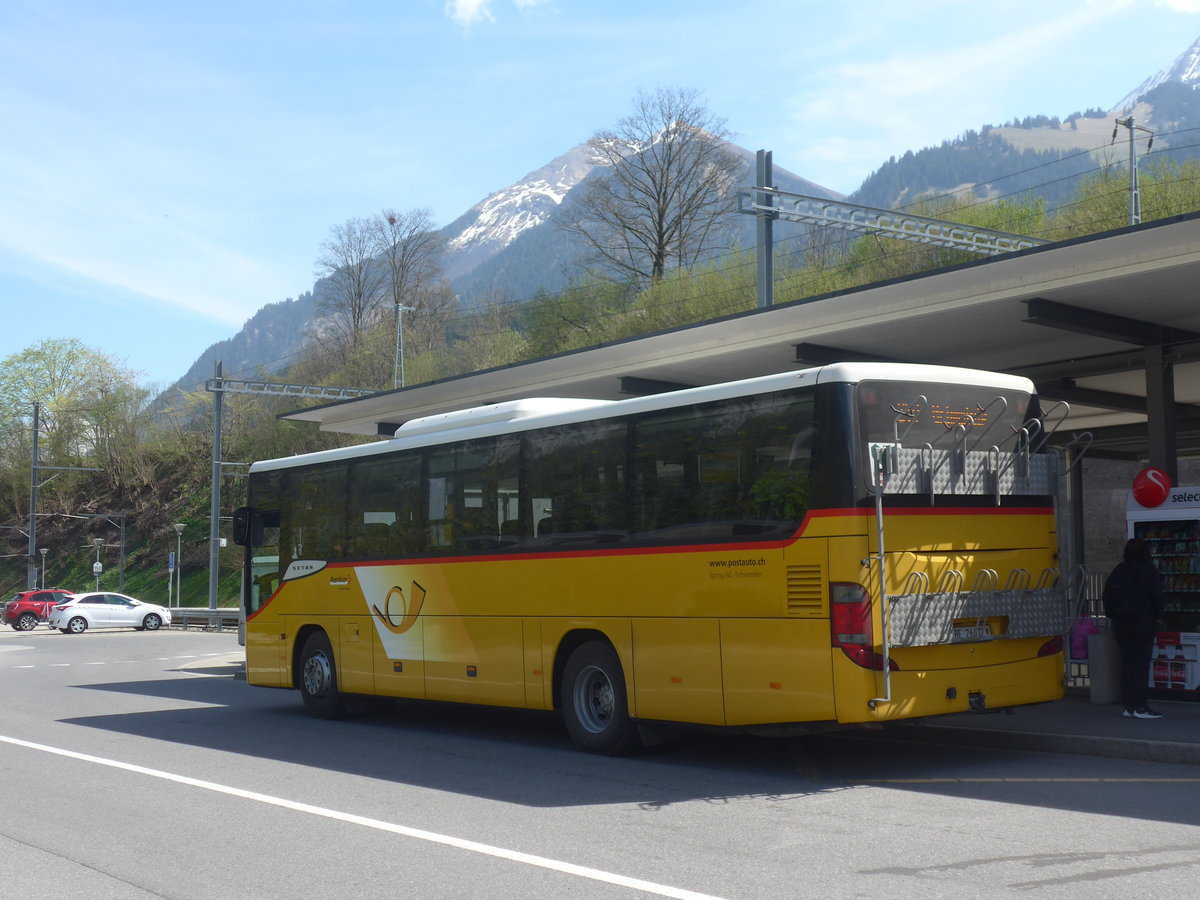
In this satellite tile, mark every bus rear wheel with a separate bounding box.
[298,631,346,719]
[561,642,640,755]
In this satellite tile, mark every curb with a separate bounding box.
[881,723,1200,767]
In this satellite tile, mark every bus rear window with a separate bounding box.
[856,379,1034,479]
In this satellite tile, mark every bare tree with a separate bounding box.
[406,279,458,354]
[374,208,446,386]
[375,208,443,307]
[562,87,744,290]
[314,217,389,354]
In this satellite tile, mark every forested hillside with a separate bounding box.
[854,82,1200,211]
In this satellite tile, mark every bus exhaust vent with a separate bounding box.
[786,565,824,616]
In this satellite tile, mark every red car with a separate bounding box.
[4,589,74,631]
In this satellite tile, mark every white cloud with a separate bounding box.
[446,0,495,26]
[445,0,551,26]
[1160,0,1200,12]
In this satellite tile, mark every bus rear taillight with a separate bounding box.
[830,582,897,671]
[1037,635,1064,657]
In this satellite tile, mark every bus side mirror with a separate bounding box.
[233,507,264,547]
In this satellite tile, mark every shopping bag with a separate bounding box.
[1069,615,1102,659]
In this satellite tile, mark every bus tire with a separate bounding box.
[298,631,346,720]
[561,641,641,755]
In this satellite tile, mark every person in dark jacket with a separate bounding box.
[1106,537,1166,719]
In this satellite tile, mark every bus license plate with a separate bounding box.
[952,624,993,642]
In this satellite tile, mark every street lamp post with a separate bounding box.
[39,548,48,589]
[174,523,185,607]
[92,538,104,590]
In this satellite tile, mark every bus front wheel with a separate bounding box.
[561,642,640,755]
[298,631,346,719]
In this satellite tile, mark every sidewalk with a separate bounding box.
[884,691,1200,765]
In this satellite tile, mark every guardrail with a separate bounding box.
[169,607,241,631]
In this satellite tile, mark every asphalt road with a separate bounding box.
[2,625,1199,898]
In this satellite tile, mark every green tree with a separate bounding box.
[0,339,147,586]
[449,297,527,375]
[521,281,634,357]
[0,338,144,472]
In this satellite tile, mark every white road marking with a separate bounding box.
[0,733,725,900]
[3,656,236,671]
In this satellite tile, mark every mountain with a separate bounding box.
[165,140,841,394]
[440,141,841,306]
[439,143,600,288]
[1115,34,1200,111]
[853,34,1200,210]
[155,291,320,411]
[165,34,1200,393]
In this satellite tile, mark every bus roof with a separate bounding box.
[248,362,1036,473]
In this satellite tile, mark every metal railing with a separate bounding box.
[168,607,241,631]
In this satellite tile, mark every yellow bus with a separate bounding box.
[234,363,1071,754]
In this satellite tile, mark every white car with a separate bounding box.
[49,592,172,634]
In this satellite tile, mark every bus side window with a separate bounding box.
[633,390,816,537]
[284,464,347,560]
[497,477,525,540]
[428,474,451,548]
[634,410,701,532]
[427,436,518,552]
[745,396,815,522]
[525,419,627,542]
[347,452,422,559]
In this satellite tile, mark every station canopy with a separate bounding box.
[283,211,1200,462]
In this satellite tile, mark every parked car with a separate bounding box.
[48,592,172,634]
[4,588,74,631]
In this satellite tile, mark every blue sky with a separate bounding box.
[3,0,1199,391]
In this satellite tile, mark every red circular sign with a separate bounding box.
[1132,466,1171,507]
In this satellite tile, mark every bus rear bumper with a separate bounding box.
[833,651,1065,724]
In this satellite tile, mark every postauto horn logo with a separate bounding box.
[372,581,426,635]
[1132,466,1171,508]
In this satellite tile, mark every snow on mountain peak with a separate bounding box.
[447,143,598,254]
[1113,34,1200,112]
